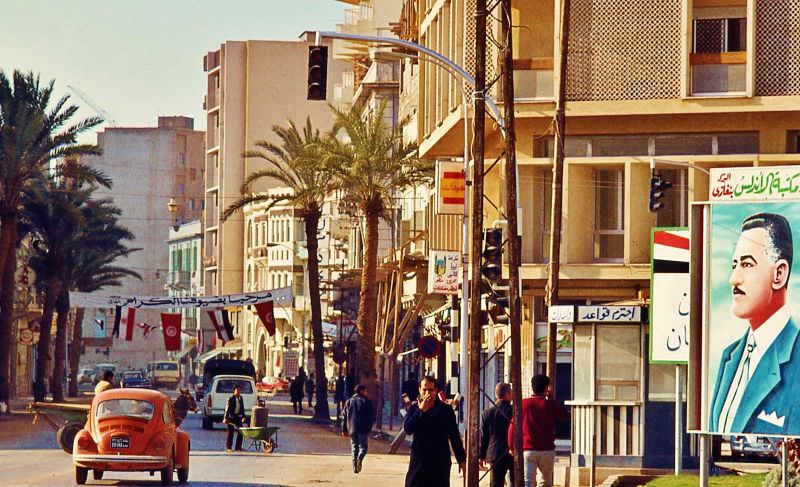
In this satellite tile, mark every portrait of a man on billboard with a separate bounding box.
[708,204,800,436]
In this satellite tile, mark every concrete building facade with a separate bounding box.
[82,116,205,369]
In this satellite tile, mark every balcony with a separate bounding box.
[513,58,554,100]
[691,52,746,96]
[168,270,190,288]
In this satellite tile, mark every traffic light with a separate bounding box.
[488,286,510,325]
[649,170,673,212]
[307,45,328,101]
[481,228,503,282]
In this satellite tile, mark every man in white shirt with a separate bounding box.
[709,212,800,435]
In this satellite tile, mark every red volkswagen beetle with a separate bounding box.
[72,388,190,485]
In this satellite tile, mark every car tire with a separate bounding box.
[56,422,82,454]
[177,465,189,483]
[202,416,212,430]
[160,455,174,485]
[93,469,104,480]
[75,466,88,485]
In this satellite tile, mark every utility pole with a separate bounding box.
[500,1,524,483]
[466,0,488,484]
[545,0,572,386]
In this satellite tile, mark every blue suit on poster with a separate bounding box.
[709,318,800,435]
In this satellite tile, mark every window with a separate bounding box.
[787,131,800,153]
[539,133,757,157]
[189,168,196,180]
[694,18,747,53]
[215,379,253,394]
[96,400,154,421]
[162,402,173,424]
[655,169,688,228]
[178,152,186,164]
[593,169,624,261]
[596,325,641,401]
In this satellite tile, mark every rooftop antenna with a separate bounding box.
[66,85,119,127]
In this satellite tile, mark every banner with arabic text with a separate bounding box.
[650,228,690,364]
[70,287,292,309]
[710,165,800,202]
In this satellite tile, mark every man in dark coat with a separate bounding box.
[403,375,466,487]
[223,384,245,451]
[305,373,316,407]
[289,376,304,414]
[341,384,376,473]
[480,382,513,487]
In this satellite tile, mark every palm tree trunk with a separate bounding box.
[306,210,330,421]
[51,287,70,402]
[68,307,85,398]
[0,212,18,406]
[34,274,60,402]
[356,198,381,401]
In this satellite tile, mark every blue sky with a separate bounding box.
[0,1,348,139]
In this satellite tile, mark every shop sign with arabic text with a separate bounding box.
[427,250,460,295]
[710,166,800,202]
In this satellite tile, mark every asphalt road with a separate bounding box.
[0,392,451,487]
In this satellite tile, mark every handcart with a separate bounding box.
[237,425,280,454]
[28,402,90,454]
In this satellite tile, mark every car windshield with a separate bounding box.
[123,371,143,379]
[216,379,253,394]
[156,363,178,371]
[96,399,154,420]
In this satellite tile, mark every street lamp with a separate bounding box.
[167,197,182,231]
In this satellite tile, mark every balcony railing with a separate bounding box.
[513,58,554,100]
[691,52,746,95]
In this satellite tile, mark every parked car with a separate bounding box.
[729,435,780,459]
[78,368,95,385]
[93,363,117,386]
[257,376,289,394]
[72,388,190,485]
[201,375,257,430]
[120,370,151,389]
[147,361,181,389]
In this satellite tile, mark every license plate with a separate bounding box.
[111,437,130,449]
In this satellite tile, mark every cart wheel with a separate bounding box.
[57,422,83,454]
[262,440,275,454]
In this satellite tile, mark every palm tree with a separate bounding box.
[222,118,332,421]
[321,103,433,395]
[0,70,101,404]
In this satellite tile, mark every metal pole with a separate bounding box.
[500,1,524,484]
[675,364,683,475]
[466,0,488,483]
[782,438,788,487]
[699,434,709,487]
[545,0,572,383]
[459,79,470,429]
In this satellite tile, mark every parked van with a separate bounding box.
[93,363,117,385]
[146,360,181,389]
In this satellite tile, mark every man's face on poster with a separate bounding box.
[729,227,789,320]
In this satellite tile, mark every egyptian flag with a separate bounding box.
[160,313,182,351]
[255,301,276,336]
[652,230,690,273]
[207,308,234,343]
[138,322,158,338]
[124,308,136,341]
[111,306,122,338]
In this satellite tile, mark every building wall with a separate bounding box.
[82,118,205,368]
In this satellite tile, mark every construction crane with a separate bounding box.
[66,85,119,127]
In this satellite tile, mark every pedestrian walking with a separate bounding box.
[334,374,346,418]
[403,375,466,487]
[305,373,315,408]
[94,370,115,395]
[173,387,198,427]
[223,384,246,452]
[289,376,304,414]
[480,383,514,487]
[508,374,569,487]
[341,384,376,474]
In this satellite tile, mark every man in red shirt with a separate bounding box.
[508,374,569,487]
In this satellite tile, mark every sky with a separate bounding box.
[0,0,349,140]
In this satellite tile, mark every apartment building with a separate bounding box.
[405,0,800,479]
[82,116,204,368]
[202,34,347,367]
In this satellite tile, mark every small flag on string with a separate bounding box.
[160,313,182,351]
[137,322,158,338]
[111,306,122,338]
[255,301,276,336]
[207,308,234,343]
[124,308,136,341]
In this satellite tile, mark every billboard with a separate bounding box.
[650,228,690,364]
[427,250,460,295]
[705,201,800,436]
